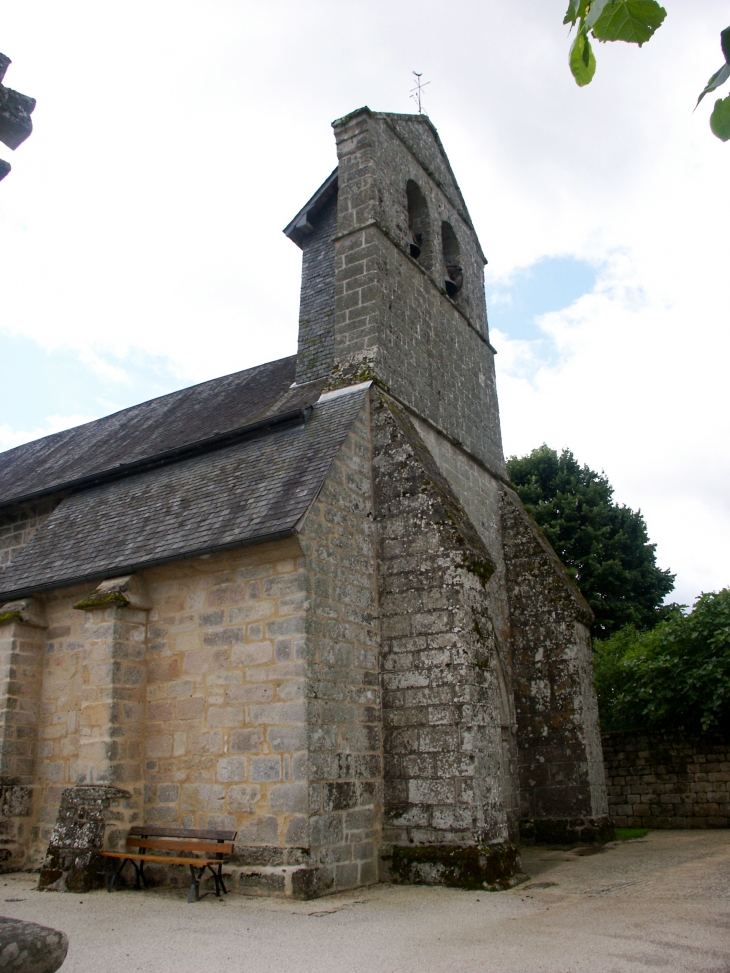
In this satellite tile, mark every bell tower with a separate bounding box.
[285,107,505,477]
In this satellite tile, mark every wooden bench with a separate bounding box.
[100,826,237,903]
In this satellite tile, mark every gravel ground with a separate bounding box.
[1,830,728,973]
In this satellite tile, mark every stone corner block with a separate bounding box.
[0,597,47,629]
[73,575,152,612]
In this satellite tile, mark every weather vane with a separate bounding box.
[410,71,430,115]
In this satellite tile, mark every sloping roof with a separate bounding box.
[0,384,370,600]
[283,167,338,248]
[0,356,324,508]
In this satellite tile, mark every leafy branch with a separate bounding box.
[695,26,730,142]
[563,2,730,142]
[564,0,667,87]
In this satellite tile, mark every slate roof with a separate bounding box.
[0,355,324,508]
[283,167,338,248]
[0,383,370,600]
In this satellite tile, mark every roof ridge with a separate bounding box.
[0,355,298,463]
[0,356,308,510]
[0,403,311,510]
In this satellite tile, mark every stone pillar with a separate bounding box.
[37,784,131,891]
[72,576,150,838]
[500,488,611,844]
[0,598,46,869]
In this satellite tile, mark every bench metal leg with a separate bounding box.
[108,859,129,893]
[212,862,227,896]
[130,859,148,889]
[109,855,230,902]
[188,864,207,903]
[205,863,222,898]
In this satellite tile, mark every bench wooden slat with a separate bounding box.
[103,827,237,903]
[127,837,234,855]
[127,826,236,842]
[100,851,225,867]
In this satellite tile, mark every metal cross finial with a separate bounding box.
[410,71,430,115]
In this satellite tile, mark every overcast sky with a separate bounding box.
[2,0,728,607]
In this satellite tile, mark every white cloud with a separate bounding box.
[0,415,97,452]
[1,0,728,602]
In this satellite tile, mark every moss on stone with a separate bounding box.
[73,591,130,611]
[0,610,23,626]
[460,553,496,586]
[519,817,615,846]
[389,842,522,890]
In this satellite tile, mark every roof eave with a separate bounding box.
[283,168,338,248]
[0,528,301,603]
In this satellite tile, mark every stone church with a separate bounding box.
[0,107,609,897]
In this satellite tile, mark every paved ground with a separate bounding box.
[1,830,728,973]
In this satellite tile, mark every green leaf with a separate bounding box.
[563,0,589,26]
[585,0,613,30]
[721,25,730,64]
[564,0,579,26]
[696,62,730,109]
[591,0,667,46]
[570,30,597,86]
[710,95,730,141]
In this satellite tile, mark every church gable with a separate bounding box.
[380,114,477,241]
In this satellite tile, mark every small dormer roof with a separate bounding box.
[283,167,338,248]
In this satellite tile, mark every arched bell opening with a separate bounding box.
[406,180,433,270]
[441,221,463,299]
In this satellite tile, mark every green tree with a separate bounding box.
[562,2,730,142]
[507,445,675,638]
[594,589,730,733]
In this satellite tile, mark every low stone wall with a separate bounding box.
[0,780,35,871]
[602,731,730,829]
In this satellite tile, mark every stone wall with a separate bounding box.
[408,415,520,835]
[1,541,314,875]
[500,488,609,841]
[372,391,511,852]
[0,780,34,870]
[333,109,489,339]
[0,603,47,869]
[296,194,338,385]
[0,398,381,896]
[330,109,505,477]
[295,393,381,894]
[603,731,730,829]
[0,617,45,784]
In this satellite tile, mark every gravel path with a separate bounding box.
[1,830,728,973]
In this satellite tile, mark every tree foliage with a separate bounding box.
[594,589,730,733]
[506,445,674,638]
[697,26,730,142]
[563,2,730,142]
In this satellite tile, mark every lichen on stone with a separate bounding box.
[0,610,23,625]
[73,591,130,611]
